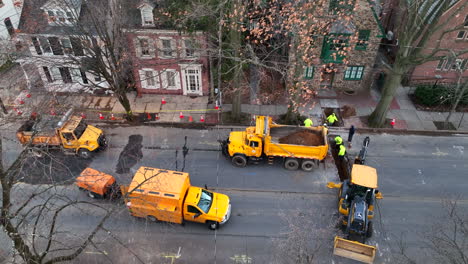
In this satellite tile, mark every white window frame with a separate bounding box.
[161,69,181,90]
[50,67,62,82]
[181,38,199,58]
[158,37,176,59]
[139,68,160,89]
[135,37,154,58]
[180,64,203,95]
[141,7,154,26]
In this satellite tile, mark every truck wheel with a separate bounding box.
[301,159,318,171]
[78,149,92,159]
[88,191,101,199]
[232,155,247,167]
[284,158,299,170]
[147,216,158,222]
[366,221,373,238]
[208,221,219,230]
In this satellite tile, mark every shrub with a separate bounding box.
[415,84,447,106]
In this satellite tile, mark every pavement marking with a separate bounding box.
[417,169,425,185]
[160,247,181,264]
[432,147,448,156]
[230,254,252,264]
[85,251,108,255]
[453,145,464,155]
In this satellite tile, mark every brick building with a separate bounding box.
[303,0,385,93]
[127,2,210,97]
[409,1,468,85]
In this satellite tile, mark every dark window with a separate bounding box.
[249,141,259,147]
[187,205,201,214]
[164,193,175,197]
[48,37,64,55]
[32,37,42,55]
[70,37,84,56]
[356,30,370,50]
[436,59,445,70]
[4,18,14,36]
[62,132,74,141]
[61,38,73,55]
[140,39,149,55]
[39,37,51,53]
[457,31,466,39]
[80,70,88,84]
[42,67,53,82]
[149,191,159,195]
[464,15,468,27]
[59,67,72,83]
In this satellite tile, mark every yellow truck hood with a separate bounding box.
[228,131,245,155]
[79,125,103,142]
[207,192,230,221]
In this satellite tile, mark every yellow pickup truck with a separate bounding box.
[220,116,329,171]
[16,109,107,159]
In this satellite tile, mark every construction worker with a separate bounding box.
[334,135,343,146]
[326,112,338,126]
[304,117,313,127]
[338,144,347,159]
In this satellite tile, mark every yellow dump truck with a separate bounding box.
[16,109,107,159]
[327,164,383,263]
[76,167,232,230]
[220,115,328,171]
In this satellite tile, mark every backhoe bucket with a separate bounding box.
[333,236,376,264]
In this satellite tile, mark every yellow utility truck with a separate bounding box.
[220,115,328,171]
[327,164,383,263]
[77,167,232,230]
[16,109,107,159]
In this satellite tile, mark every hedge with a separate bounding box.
[414,84,468,106]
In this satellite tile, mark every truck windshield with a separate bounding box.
[197,189,213,213]
[74,120,87,139]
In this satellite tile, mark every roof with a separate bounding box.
[351,164,378,189]
[129,167,190,199]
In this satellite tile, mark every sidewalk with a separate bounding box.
[3,87,468,131]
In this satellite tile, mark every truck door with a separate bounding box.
[60,132,78,149]
[248,140,261,157]
[184,205,206,223]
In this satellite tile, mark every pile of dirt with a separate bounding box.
[279,130,323,146]
[341,105,356,118]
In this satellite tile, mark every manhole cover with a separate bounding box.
[433,121,456,130]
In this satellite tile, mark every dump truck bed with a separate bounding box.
[264,126,328,160]
[16,119,61,146]
[76,168,115,196]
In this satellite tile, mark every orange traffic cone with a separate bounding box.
[111,113,116,120]
[155,113,159,120]
[50,109,56,116]
[81,112,86,119]
[99,113,104,120]
[390,118,395,127]
[26,93,31,98]
[179,112,184,119]
[215,100,219,110]
[19,99,25,105]
[200,115,205,122]
[161,97,166,105]
[189,116,193,122]
[147,112,151,120]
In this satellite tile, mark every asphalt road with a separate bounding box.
[1,125,468,263]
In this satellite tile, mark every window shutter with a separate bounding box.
[134,39,142,57]
[139,70,147,88]
[171,39,177,57]
[148,38,156,58]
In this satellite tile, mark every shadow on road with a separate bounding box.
[115,134,143,174]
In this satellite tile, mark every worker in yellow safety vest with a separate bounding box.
[304,117,313,127]
[338,144,347,159]
[326,113,338,126]
[334,136,343,145]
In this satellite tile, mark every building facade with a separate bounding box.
[303,0,385,93]
[409,1,468,85]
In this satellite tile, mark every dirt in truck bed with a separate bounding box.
[278,130,324,146]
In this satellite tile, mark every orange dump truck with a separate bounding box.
[76,167,232,230]
[76,168,120,199]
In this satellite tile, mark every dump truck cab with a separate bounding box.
[59,115,106,158]
[124,167,231,230]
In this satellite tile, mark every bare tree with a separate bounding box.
[369,0,468,127]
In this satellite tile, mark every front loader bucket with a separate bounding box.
[333,236,376,264]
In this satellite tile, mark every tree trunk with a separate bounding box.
[249,64,259,104]
[0,97,8,115]
[116,92,133,121]
[444,78,468,129]
[231,88,242,122]
[368,65,405,128]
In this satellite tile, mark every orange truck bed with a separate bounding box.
[16,131,61,146]
[76,168,116,196]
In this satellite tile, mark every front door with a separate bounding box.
[246,140,261,157]
[60,132,78,149]
[184,205,205,223]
